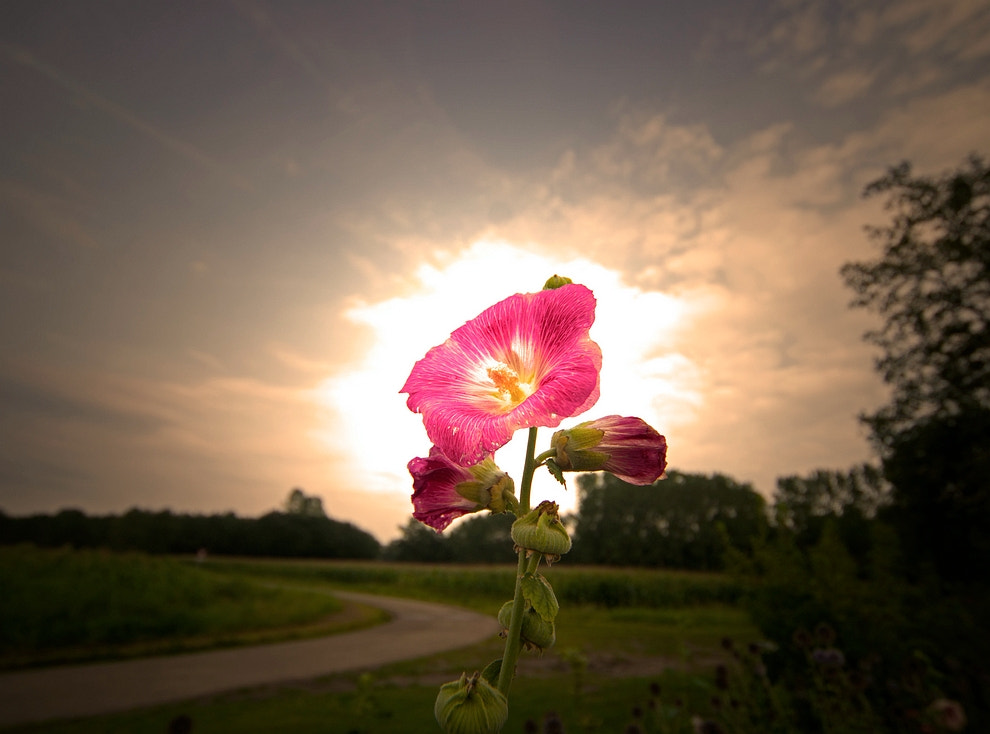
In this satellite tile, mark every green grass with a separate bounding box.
[0,546,386,669]
[0,552,762,733]
[1,668,718,734]
[204,557,745,611]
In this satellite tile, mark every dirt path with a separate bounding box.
[0,591,500,728]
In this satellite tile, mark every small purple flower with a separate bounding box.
[551,415,667,485]
[408,447,515,532]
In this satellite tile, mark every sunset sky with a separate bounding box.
[2,0,989,542]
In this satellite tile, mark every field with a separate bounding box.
[0,546,386,669]
[0,548,761,733]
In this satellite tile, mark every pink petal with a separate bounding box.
[401,284,602,465]
[408,447,479,532]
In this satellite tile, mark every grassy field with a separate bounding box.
[1,550,762,733]
[0,546,386,669]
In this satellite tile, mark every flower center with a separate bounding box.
[487,364,530,407]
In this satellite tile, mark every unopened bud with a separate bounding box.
[542,274,573,290]
[551,415,667,485]
[434,671,509,734]
[498,601,556,650]
[511,501,571,556]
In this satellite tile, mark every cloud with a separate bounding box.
[814,68,878,107]
[0,43,252,192]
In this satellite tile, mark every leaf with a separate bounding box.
[545,458,566,486]
[521,573,559,622]
[480,658,502,686]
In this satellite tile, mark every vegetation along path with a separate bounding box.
[0,591,500,728]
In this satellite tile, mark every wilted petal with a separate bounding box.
[401,284,602,466]
[408,447,513,532]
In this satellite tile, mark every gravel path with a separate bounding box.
[0,591,499,728]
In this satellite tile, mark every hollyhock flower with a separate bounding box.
[401,283,602,466]
[551,415,667,485]
[408,447,515,532]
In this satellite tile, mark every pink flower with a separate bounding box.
[408,447,515,532]
[551,415,667,485]
[401,284,602,466]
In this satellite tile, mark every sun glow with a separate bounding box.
[315,239,702,518]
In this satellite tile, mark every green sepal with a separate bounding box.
[480,658,502,687]
[521,573,559,622]
[545,458,566,486]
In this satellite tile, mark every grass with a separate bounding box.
[0,551,763,733]
[0,546,387,669]
[203,557,745,611]
[0,670,718,734]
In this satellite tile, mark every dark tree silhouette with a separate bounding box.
[571,470,768,569]
[283,487,327,517]
[841,155,990,581]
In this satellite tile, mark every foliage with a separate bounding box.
[0,505,381,560]
[382,514,519,563]
[0,545,351,669]
[841,154,990,581]
[570,470,768,570]
[283,487,327,518]
[840,154,990,444]
[737,518,990,732]
[771,464,889,564]
[207,557,745,610]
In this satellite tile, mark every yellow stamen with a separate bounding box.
[488,365,527,405]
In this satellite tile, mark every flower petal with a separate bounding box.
[401,284,602,465]
[408,447,479,532]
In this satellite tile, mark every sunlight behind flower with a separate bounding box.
[315,240,701,518]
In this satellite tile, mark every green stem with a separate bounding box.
[517,427,539,514]
[533,448,556,467]
[497,427,540,696]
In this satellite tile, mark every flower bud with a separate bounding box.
[551,415,667,485]
[434,671,509,734]
[457,460,517,515]
[498,601,556,650]
[511,501,571,556]
[542,274,573,290]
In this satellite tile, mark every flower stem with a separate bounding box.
[497,426,540,697]
[518,427,539,513]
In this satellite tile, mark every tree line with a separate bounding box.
[0,495,380,560]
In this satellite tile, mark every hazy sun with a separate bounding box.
[315,239,700,517]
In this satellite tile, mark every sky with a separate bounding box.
[1,0,989,543]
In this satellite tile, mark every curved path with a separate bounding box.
[0,592,500,728]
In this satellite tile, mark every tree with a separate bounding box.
[773,465,889,564]
[841,155,990,581]
[283,487,326,518]
[571,470,768,569]
[841,155,990,447]
[382,519,455,563]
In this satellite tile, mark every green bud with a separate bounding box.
[510,501,571,556]
[455,459,517,514]
[434,671,509,734]
[551,425,608,472]
[542,274,573,290]
[498,601,556,651]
